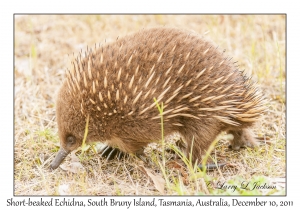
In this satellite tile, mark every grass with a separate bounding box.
[80,114,90,157]
[14,15,286,195]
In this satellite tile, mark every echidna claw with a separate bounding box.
[100,145,128,161]
[117,151,123,160]
[136,152,148,163]
[100,145,112,157]
[228,145,241,151]
[198,162,227,171]
[107,148,118,160]
[117,151,129,160]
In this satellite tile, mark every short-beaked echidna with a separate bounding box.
[50,27,265,169]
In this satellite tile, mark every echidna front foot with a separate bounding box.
[228,128,258,151]
[99,145,129,160]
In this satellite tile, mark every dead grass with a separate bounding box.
[14,14,286,195]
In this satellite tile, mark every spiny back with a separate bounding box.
[64,27,264,130]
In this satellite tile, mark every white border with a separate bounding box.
[2,0,297,209]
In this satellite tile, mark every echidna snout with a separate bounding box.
[51,27,264,169]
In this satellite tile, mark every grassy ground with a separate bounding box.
[14,15,286,195]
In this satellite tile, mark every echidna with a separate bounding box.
[50,27,264,170]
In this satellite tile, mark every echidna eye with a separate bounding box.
[66,136,76,145]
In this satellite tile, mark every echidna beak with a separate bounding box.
[50,147,70,169]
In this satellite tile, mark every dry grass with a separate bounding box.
[14,15,286,195]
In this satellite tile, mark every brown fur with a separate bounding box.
[55,27,264,164]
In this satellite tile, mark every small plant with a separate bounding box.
[153,97,217,194]
[80,114,90,157]
[153,97,170,190]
